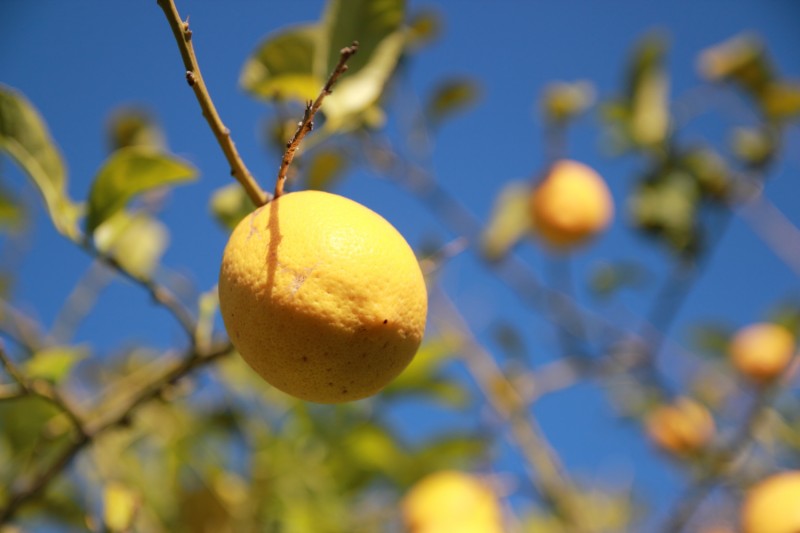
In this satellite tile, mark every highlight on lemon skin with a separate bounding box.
[529,159,614,249]
[740,471,800,533]
[218,190,428,404]
[644,397,715,457]
[728,322,796,385]
[401,470,504,533]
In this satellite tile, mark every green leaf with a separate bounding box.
[627,35,670,147]
[320,0,405,78]
[0,85,81,238]
[690,323,733,358]
[209,183,253,232]
[24,345,89,383]
[731,127,775,168]
[94,210,169,277]
[86,147,196,233]
[540,80,595,123]
[479,181,532,262]
[406,9,441,52]
[240,24,323,102]
[427,77,481,127]
[698,33,772,94]
[305,149,348,190]
[0,185,24,231]
[762,82,800,120]
[319,0,406,130]
[321,30,406,131]
[107,107,166,152]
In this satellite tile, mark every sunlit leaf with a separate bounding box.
[427,77,481,128]
[24,345,89,383]
[106,107,166,152]
[761,82,800,120]
[104,482,139,532]
[629,171,700,254]
[479,181,532,262]
[306,149,348,190]
[697,33,772,94]
[86,147,196,233]
[94,210,169,277]
[730,127,775,168]
[627,35,670,147]
[0,85,81,238]
[210,182,253,232]
[321,31,406,131]
[682,148,731,201]
[321,0,405,77]
[388,341,453,390]
[541,80,595,123]
[240,24,323,102]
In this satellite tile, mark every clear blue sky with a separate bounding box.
[2,1,800,530]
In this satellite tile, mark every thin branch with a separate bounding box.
[0,341,234,524]
[156,0,268,207]
[273,41,359,199]
[433,290,590,532]
[738,189,800,278]
[77,237,197,344]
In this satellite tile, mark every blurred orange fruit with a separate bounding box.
[729,323,795,385]
[741,471,800,533]
[645,397,715,456]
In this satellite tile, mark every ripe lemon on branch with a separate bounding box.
[219,190,427,403]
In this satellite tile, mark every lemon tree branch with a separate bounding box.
[273,42,359,199]
[0,340,234,524]
[156,0,268,207]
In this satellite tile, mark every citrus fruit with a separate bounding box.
[218,190,427,403]
[529,159,614,249]
[741,471,800,533]
[645,397,715,456]
[729,323,795,385]
[402,471,503,533]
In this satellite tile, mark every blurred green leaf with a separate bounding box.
[86,147,196,233]
[589,261,648,299]
[94,210,169,277]
[240,24,323,102]
[491,322,527,360]
[0,85,81,238]
[480,181,532,262]
[0,185,24,231]
[24,345,88,383]
[107,108,166,152]
[406,9,441,51]
[762,82,800,120]
[210,182,253,232]
[541,80,595,124]
[104,482,140,532]
[321,0,405,78]
[306,149,349,190]
[768,302,800,337]
[698,33,772,94]
[682,147,731,201]
[731,127,775,168]
[690,323,733,358]
[427,77,481,127]
[627,35,670,147]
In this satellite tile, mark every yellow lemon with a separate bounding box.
[729,323,795,385]
[741,471,800,533]
[529,159,614,249]
[219,190,427,403]
[402,471,504,533]
[645,397,715,457]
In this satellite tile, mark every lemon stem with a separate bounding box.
[273,42,359,199]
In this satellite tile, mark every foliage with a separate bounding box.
[2,2,800,532]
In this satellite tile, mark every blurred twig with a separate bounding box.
[156,0,268,207]
[738,188,800,278]
[0,299,44,353]
[274,42,359,198]
[50,261,113,344]
[433,289,591,532]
